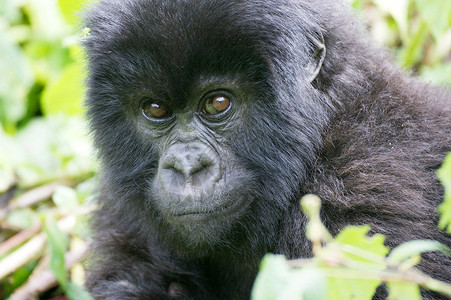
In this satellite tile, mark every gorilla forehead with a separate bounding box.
[84,0,320,86]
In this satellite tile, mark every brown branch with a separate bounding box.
[9,245,89,300]
[9,181,72,210]
[0,216,76,281]
[0,225,41,256]
[0,232,46,280]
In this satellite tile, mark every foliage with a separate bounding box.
[251,195,451,300]
[0,0,93,299]
[353,0,451,85]
[0,0,86,132]
[0,0,449,299]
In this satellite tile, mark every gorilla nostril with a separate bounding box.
[190,163,216,187]
[159,167,186,192]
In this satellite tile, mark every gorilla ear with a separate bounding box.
[305,32,326,83]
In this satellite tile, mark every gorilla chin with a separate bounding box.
[162,196,252,251]
[153,179,253,249]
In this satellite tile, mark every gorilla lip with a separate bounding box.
[168,195,248,219]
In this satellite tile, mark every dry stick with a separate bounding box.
[0,181,70,222]
[0,225,42,256]
[9,181,71,210]
[0,232,46,280]
[0,216,76,281]
[9,245,88,300]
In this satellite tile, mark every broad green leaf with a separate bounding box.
[398,22,428,68]
[0,0,21,23]
[388,240,451,265]
[4,262,37,293]
[252,255,290,300]
[387,282,421,300]
[25,0,69,39]
[58,0,88,26]
[75,177,98,204]
[6,209,36,229]
[252,255,327,300]
[0,127,21,192]
[0,34,33,129]
[45,217,69,289]
[53,186,79,209]
[437,153,451,233]
[335,225,389,265]
[420,63,451,86]
[413,0,451,40]
[373,0,409,42]
[41,63,85,116]
[351,0,364,11]
[13,116,95,187]
[66,281,95,300]
[327,277,380,300]
[278,268,327,300]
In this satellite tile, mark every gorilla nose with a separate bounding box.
[159,143,221,193]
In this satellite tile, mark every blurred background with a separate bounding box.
[0,0,450,299]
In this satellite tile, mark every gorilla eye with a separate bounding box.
[202,96,231,115]
[142,101,172,119]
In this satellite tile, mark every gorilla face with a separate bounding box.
[84,0,329,253]
[138,75,259,246]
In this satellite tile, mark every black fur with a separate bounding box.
[83,0,451,299]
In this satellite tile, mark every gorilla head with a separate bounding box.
[84,0,330,254]
[83,0,451,298]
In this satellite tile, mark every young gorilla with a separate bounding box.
[83,0,451,299]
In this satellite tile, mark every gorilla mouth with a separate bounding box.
[168,195,248,219]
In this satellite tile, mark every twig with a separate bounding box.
[0,232,46,280]
[9,245,88,300]
[293,264,451,297]
[0,216,76,280]
[9,181,72,210]
[0,225,41,256]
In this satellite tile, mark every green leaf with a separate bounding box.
[53,185,79,209]
[280,268,327,300]
[413,0,451,40]
[388,240,451,265]
[420,63,451,86]
[252,255,327,300]
[351,0,363,11]
[0,34,33,129]
[324,226,389,300]
[326,277,380,300]
[4,262,37,293]
[252,255,290,300]
[398,22,428,68]
[335,225,390,265]
[66,281,95,300]
[387,282,421,300]
[44,217,69,289]
[0,128,20,192]
[437,153,451,233]
[25,0,69,39]
[58,0,88,26]
[41,62,86,116]
[6,209,36,229]
[373,0,409,42]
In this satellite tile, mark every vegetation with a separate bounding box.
[0,0,449,299]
